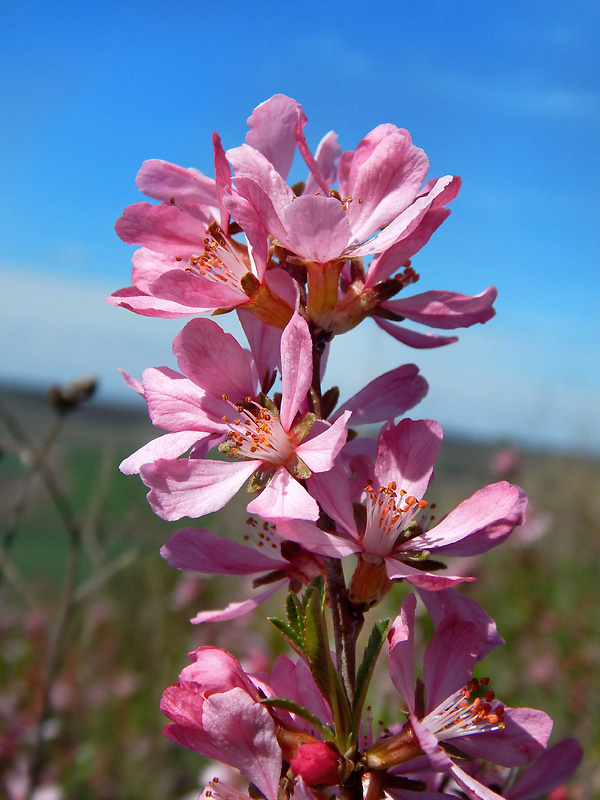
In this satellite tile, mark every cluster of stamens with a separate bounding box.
[220,395,295,465]
[244,517,280,551]
[177,232,249,290]
[204,777,247,800]
[361,480,429,557]
[393,262,420,289]
[424,677,506,742]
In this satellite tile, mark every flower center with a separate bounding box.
[361,480,428,557]
[180,231,250,291]
[219,395,296,466]
[422,677,505,742]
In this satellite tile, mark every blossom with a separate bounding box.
[363,595,553,800]
[160,523,326,623]
[161,647,283,800]
[276,418,527,605]
[107,97,301,327]
[127,313,350,522]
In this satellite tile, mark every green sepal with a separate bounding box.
[260,697,334,739]
[257,392,280,418]
[218,439,242,459]
[352,619,390,731]
[320,387,340,420]
[287,455,312,481]
[241,272,261,297]
[247,464,275,494]
[292,412,316,443]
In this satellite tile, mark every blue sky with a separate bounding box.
[1,0,599,451]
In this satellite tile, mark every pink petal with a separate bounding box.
[135,159,218,224]
[150,269,246,311]
[227,144,295,217]
[423,617,481,713]
[190,582,285,624]
[417,588,504,659]
[141,366,228,433]
[388,594,417,713]
[352,176,458,256]
[303,130,340,196]
[180,646,260,695]
[375,418,442,500]
[120,430,205,475]
[173,317,256,401]
[161,528,287,574]
[305,463,359,536]
[247,467,319,522]
[332,363,428,426]
[282,194,351,264]
[200,689,282,800]
[450,764,506,800]
[457,707,553,767]
[212,130,232,230]
[373,316,459,348]
[115,202,207,258]
[382,286,497,330]
[344,126,430,242]
[141,458,257,520]
[414,482,527,555]
[508,738,583,800]
[280,313,312,431]
[106,285,198,318]
[270,655,334,728]
[245,94,302,179]
[275,519,360,558]
[365,207,451,286]
[295,110,331,195]
[385,558,473,591]
[131,247,178,291]
[118,368,143,396]
[296,412,351,473]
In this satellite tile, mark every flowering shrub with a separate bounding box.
[109,95,581,800]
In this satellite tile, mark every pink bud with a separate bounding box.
[289,742,340,787]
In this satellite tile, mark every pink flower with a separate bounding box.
[161,523,325,623]
[364,595,553,799]
[276,419,527,604]
[107,99,298,328]
[129,313,350,522]
[161,647,282,800]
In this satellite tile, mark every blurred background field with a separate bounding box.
[1,384,598,799]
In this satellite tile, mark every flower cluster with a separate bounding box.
[109,95,581,800]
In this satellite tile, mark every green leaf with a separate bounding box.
[261,697,334,739]
[353,619,390,729]
[303,585,332,699]
[268,616,306,658]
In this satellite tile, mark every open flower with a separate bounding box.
[161,523,326,623]
[131,313,350,522]
[363,595,553,800]
[276,418,526,605]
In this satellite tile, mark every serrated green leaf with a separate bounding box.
[260,697,334,739]
[286,591,303,635]
[268,617,306,658]
[353,619,390,730]
[304,586,332,698]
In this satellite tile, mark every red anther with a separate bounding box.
[480,677,490,686]
[418,500,429,509]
